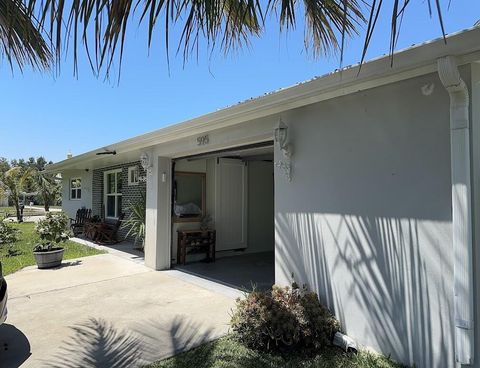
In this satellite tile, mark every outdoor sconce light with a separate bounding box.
[274,119,293,182]
[274,120,291,158]
[140,153,153,176]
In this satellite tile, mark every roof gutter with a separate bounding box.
[46,27,480,173]
[438,55,474,365]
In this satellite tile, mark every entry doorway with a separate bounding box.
[171,142,275,290]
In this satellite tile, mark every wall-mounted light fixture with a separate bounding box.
[274,120,291,158]
[140,153,153,176]
[274,119,293,182]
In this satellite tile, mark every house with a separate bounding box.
[46,27,480,368]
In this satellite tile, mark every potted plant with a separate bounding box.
[33,212,72,269]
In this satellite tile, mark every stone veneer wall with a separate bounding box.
[92,161,146,242]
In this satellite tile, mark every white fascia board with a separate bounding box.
[47,27,480,173]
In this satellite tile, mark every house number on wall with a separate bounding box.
[197,135,210,146]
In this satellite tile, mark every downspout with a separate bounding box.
[438,56,474,365]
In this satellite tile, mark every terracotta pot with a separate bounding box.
[33,248,65,269]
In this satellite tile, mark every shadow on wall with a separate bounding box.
[276,213,453,368]
[45,316,215,368]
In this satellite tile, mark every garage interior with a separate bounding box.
[171,142,275,290]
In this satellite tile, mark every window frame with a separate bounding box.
[128,166,139,186]
[70,177,82,200]
[104,169,123,219]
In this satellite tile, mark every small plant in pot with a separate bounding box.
[33,212,73,269]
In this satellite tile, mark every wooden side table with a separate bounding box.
[177,229,216,265]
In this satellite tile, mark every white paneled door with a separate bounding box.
[215,158,248,251]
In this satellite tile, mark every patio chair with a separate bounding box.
[94,213,125,245]
[70,208,92,236]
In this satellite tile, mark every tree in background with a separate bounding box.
[0,167,32,222]
[0,157,58,211]
[0,158,10,175]
[32,171,60,212]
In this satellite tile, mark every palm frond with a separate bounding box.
[31,0,262,77]
[0,0,452,76]
[360,0,447,66]
[0,0,52,71]
[266,0,364,57]
[121,192,146,248]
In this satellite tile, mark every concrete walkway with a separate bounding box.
[0,253,239,368]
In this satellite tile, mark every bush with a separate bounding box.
[0,221,19,245]
[230,282,340,354]
[34,212,72,249]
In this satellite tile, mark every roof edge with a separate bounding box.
[48,26,480,172]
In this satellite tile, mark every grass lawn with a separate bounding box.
[0,222,105,275]
[148,336,406,368]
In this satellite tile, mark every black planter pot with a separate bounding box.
[33,248,65,269]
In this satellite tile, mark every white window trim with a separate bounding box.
[104,169,122,219]
[128,166,139,186]
[70,177,82,201]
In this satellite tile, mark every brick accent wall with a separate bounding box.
[92,161,146,242]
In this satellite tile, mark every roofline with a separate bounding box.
[47,26,480,172]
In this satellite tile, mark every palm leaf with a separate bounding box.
[360,0,448,66]
[0,0,52,70]
[1,0,452,75]
[121,192,146,248]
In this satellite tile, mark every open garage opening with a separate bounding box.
[171,142,275,291]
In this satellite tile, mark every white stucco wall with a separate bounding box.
[61,169,93,219]
[274,70,468,367]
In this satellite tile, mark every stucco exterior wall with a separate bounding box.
[61,169,93,219]
[274,71,465,367]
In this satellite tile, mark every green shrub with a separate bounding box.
[230,282,340,354]
[34,212,73,250]
[121,193,146,249]
[0,221,19,245]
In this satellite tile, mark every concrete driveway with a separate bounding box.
[0,254,239,368]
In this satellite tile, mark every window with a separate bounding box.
[104,169,122,218]
[70,178,82,200]
[128,166,139,186]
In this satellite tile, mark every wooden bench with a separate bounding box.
[177,229,216,265]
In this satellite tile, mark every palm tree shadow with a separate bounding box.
[131,315,218,364]
[46,318,142,368]
[275,213,452,367]
[45,316,216,368]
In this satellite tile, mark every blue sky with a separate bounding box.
[0,1,478,163]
